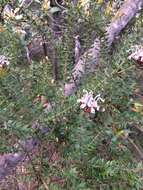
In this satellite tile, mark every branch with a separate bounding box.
[27,36,59,80]
[106,0,143,46]
[64,39,100,96]
[64,0,143,96]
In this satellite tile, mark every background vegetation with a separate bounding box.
[0,0,143,189]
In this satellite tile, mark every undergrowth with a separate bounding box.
[0,0,143,189]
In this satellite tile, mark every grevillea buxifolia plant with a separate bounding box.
[0,0,143,189]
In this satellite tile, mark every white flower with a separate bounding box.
[80,103,86,109]
[128,45,143,62]
[77,90,92,104]
[77,90,105,113]
[92,100,100,111]
[0,55,10,68]
[90,107,95,114]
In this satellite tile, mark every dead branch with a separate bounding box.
[64,0,143,96]
[106,0,143,46]
[64,38,100,96]
[27,36,59,80]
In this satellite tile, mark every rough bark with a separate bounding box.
[106,0,143,46]
[64,39,100,96]
[26,36,59,80]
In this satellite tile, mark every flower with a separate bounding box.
[0,55,10,77]
[0,55,10,68]
[128,45,143,68]
[77,90,105,114]
[79,0,90,8]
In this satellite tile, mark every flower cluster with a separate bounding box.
[77,90,105,114]
[128,45,143,66]
[0,55,10,68]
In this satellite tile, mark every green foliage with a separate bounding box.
[0,0,143,189]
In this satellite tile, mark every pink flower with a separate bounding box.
[77,90,105,114]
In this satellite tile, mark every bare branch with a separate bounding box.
[64,38,100,96]
[106,0,143,46]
